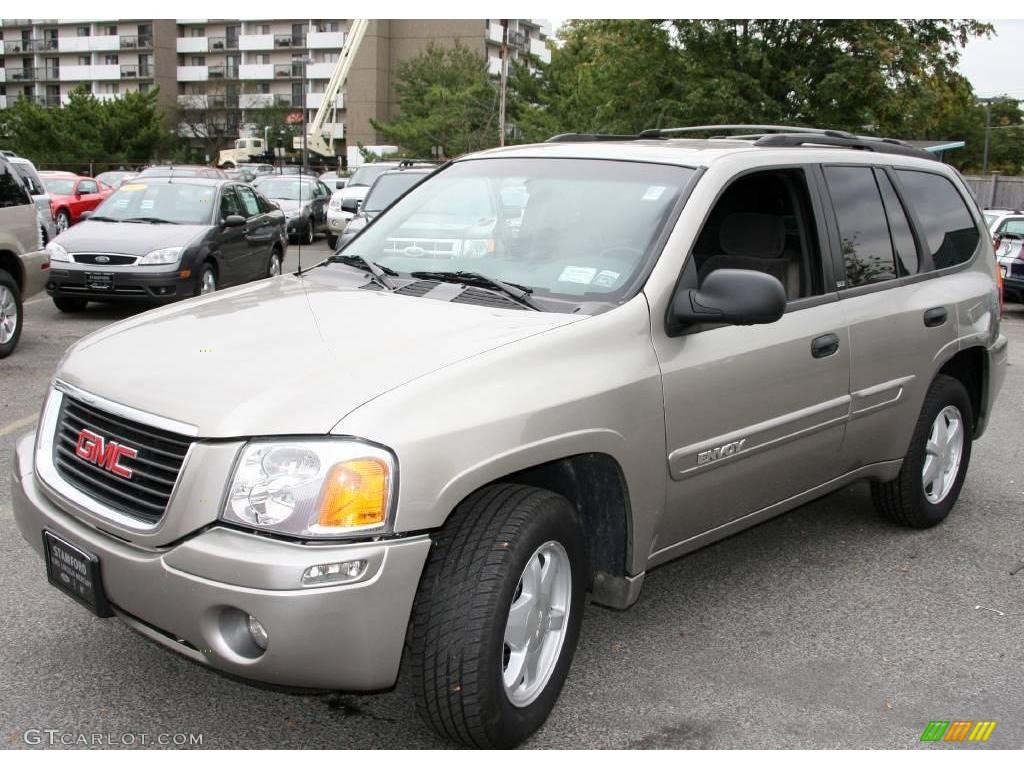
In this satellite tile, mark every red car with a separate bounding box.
[41,174,115,233]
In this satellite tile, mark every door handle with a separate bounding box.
[811,333,840,359]
[923,307,947,327]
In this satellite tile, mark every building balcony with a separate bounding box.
[306,92,344,110]
[207,65,238,80]
[177,65,209,82]
[92,64,121,80]
[239,34,273,51]
[37,67,60,82]
[33,95,62,108]
[487,22,503,44]
[273,63,304,79]
[488,57,501,77]
[239,63,274,80]
[240,93,274,109]
[530,38,550,63]
[94,92,121,103]
[8,67,37,82]
[4,39,33,54]
[57,34,121,53]
[120,34,153,50]
[0,69,5,84]
[178,94,207,109]
[177,36,209,54]
[306,62,335,80]
[307,31,344,49]
[0,96,8,109]
[274,34,306,49]
[34,38,60,53]
[120,64,153,79]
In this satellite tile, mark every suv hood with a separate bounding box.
[56,270,583,437]
[54,221,208,255]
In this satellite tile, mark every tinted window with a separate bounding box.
[0,165,31,208]
[875,171,918,276]
[12,162,45,196]
[220,186,242,217]
[236,186,261,218]
[363,172,427,212]
[1001,218,1024,237]
[895,170,980,271]
[824,166,897,287]
[77,179,98,194]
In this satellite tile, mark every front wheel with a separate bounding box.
[326,234,338,250]
[196,263,218,296]
[53,295,87,313]
[410,483,587,748]
[55,210,70,233]
[303,219,315,245]
[267,250,282,278]
[871,374,973,528]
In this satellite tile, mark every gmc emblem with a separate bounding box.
[74,428,138,479]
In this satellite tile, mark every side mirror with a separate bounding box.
[341,198,359,214]
[669,268,786,332]
[223,214,246,227]
[79,210,93,220]
[335,179,347,189]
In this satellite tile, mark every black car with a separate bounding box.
[44,178,287,310]
[252,175,332,245]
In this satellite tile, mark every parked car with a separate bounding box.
[0,154,47,358]
[336,166,432,250]
[326,160,435,244]
[983,207,1021,232]
[252,175,331,245]
[96,170,138,189]
[8,155,57,246]
[137,165,227,180]
[225,168,257,183]
[43,178,287,311]
[239,163,275,177]
[318,169,346,186]
[41,173,115,234]
[10,127,1007,747]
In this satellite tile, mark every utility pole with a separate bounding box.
[300,56,310,171]
[498,19,509,147]
[981,98,993,176]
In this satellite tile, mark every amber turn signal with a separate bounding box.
[317,458,390,529]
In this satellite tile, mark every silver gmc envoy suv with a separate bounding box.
[11,125,1008,747]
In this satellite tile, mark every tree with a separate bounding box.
[371,42,501,157]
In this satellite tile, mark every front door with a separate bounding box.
[650,166,851,555]
[215,185,249,286]
[235,184,272,280]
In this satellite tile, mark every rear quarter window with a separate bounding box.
[894,170,980,271]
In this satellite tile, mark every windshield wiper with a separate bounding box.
[324,253,398,290]
[409,271,541,311]
[123,216,176,225]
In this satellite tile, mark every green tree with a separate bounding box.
[371,42,501,157]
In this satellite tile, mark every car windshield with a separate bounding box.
[255,178,315,200]
[347,164,394,188]
[93,181,215,225]
[337,158,694,306]
[43,178,77,195]
[364,173,429,212]
[98,172,133,186]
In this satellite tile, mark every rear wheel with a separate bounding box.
[53,295,87,313]
[410,483,586,748]
[871,374,973,528]
[0,271,23,358]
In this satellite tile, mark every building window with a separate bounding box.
[77,26,90,37]
[104,54,118,65]
[257,82,269,94]
[254,53,269,64]
[103,25,117,36]
[78,55,90,66]
[190,56,205,66]
[189,26,205,37]
[256,24,270,35]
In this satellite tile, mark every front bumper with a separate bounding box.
[11,431,431,691]
[47,266,192,303]
[327,210,353,235]
[19,250,50,300]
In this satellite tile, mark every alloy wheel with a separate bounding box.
[0,285,18,344]
[922,404,964,504]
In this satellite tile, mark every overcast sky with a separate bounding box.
[958,19,1024,99]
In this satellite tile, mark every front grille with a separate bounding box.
[1011,262,1024,278]
[53,396,194,525]
[61,284,149,295]
[73,253,137,265]
[383,237,461,259]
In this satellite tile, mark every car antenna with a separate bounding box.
[296,174,303,272]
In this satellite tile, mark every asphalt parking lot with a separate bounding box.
[1,240,1022,749]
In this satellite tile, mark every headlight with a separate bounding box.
[328,197,342,211]
[221,439,395,538]
[46,242,70,262]
[462,239,495,259]
[344,217,366,234]
[138,246,183,266]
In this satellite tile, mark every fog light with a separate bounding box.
[247,614,269,650]
[301,559,367,586]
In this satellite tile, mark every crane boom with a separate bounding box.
[302,18,369,158]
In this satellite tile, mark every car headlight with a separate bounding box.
[344,217,366,234]
[138,246,183,266]
[462,239,495,259]
[46,242,70,262]
[221,440,395,538]
[328,197,342,211]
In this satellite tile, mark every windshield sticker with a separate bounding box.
[593,270,621,288]
[121,184,146,191]
[114,198,129,208]
[140,199,155,210]
[558,266,597,284]
[642,185,666,201]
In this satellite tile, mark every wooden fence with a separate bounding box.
[964,175,1024,210]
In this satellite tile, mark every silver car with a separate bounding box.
[8,156,56,246]
[11,126,1008,747]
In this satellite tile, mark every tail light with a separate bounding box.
[995,257,1004,316]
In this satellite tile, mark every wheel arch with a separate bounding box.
[0,250,25,292]
[937,345,987,438]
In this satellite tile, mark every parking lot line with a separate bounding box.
[0,413,39,436]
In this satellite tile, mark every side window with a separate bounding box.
[823,166,897,287]
[220,186,241,218]
[875,170,919,276]
[1000,218,1024,237]
[691,168,825,301]
[236,186,261,218]
[0,165,31,208]
[77,179,98,194]
[894,170,980,271]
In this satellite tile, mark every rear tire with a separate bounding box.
[52,295,87,313]
[871,374,973,529]
[410,483,587,748]
[0,271,23,358]
[55,210,70,233]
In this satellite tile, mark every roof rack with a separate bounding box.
[544,123,939,162]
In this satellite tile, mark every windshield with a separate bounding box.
[364,173,428,212]
[93,181,215,225]
[254,178,315,200]
[348,164,394,188]
[43,178,77,195]
[337,158,693,306]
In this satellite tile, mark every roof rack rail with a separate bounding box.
[544,132,662,143]
[637,124,858,139]
[753,132,937,161]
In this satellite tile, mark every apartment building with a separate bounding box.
[0,19,177,112]
[1,18,551,156]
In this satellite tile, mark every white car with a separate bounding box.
[326,161,436,248]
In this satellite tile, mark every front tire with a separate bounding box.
[410,483,587,748]
[267,250,282,278]
[303,219,315,245]
[871,374,973,529]
[52,295,87,313]
[326,234,338,250]
[196,263,218,296]
[0,271,23,358]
